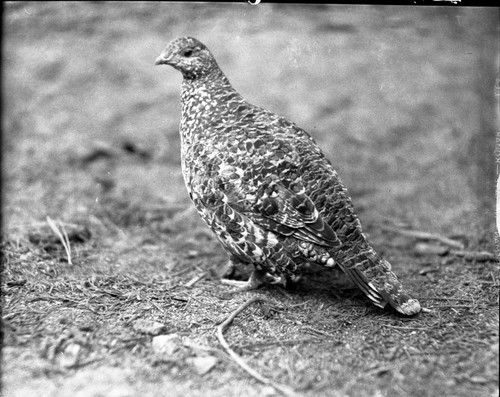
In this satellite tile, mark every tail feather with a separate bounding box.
[337,254,421,316]
[343,267,385,308]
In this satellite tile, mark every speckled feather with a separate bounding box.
[156,37,421,316]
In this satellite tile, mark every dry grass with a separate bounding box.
[2,3,499,397]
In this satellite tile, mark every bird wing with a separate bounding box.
[251,178,341,248]
[212,127,342,249]
[191,174,303,276]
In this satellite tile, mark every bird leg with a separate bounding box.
[217,258,237,278]
[217,258,254,279]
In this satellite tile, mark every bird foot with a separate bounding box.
[218,269,269,299]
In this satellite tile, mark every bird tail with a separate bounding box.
[335,248,421,316]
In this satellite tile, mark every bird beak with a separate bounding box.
[155,53,174,66]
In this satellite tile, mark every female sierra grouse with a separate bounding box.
[155,37,421,316]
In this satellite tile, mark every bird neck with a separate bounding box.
[181,68,236,101]
[179,68,243,143]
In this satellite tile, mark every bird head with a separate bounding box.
[155,37,218,80]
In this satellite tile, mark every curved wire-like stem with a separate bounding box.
[216,296,299,397]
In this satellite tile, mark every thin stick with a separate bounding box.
[216,297,299,397]
[427,304,484,309]
[364,363,402,377]
[236,337,322,351]
[450,250,497,262]
[381,324,433,331]
[382,226,465,249]
[303,326,338,338]
[418,297,474,302]
[184,273,205,287]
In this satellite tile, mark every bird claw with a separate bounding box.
[218,269,270,299]
[220,279,255,288]
[217,281,258,300]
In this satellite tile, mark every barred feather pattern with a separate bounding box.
[156,37,421,315]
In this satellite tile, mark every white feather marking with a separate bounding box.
[266,232,279,246]
[325,257,335,267]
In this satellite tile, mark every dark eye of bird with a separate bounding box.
[182,49,193,57]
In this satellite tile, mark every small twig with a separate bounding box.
[184,273,205,288]
[170,265,196,278]
[381,324,433,331]
[414,243,497,262]
[216,297,299,397]
[364,363,402,377]
[427,304,483,309]
[450,250,498,262]
[170,295,189,303]
[418,297,474,302]
[302,326,338,338]
[477,280,500,286]
[150,301,167,316]
[490,271,497,284]
[46,216,73,265]
[418,267,440,275]
[382,226,465,249]
[236,338,323,351]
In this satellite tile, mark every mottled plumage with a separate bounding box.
[156,37,421,316]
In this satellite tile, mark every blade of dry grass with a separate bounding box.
[46,216,72,265]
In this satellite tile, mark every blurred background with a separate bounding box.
[3,2,498,245]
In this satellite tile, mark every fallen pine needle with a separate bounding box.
[216,296,299,397]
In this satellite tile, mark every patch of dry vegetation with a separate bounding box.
[2,3,498,397]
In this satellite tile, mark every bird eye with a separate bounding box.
[182,49,193,57]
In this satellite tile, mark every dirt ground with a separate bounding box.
[2,3,499,397]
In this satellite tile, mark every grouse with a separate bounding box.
[155,37,421,316]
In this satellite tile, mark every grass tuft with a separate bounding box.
[46,216,73,265]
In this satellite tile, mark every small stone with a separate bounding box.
[414,243,449,256]
[60,343,82,368]
[469,376,488,384]
[261,385,278,396]
[188,355,218,375]
[152,333,181,356]
[132,319,167,336]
